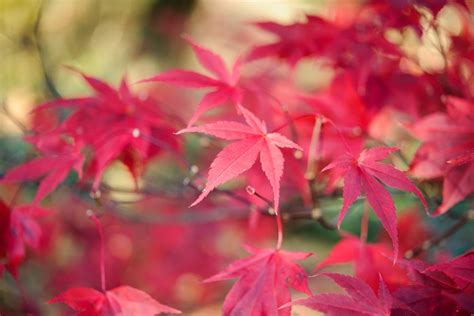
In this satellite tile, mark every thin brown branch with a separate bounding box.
[1,102,28,133]
[303,117,337,230]
[405,209,474,259]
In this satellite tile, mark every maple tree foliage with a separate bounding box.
[177,105,301,213]
[315,234,410,292]
[322,146,428,258]
[289,273,414,315]
[49,286,181,316]
[393,251,474,315]
[141,36,266,128]
[410,96,474,215]
[0,1,474,315]
[204,246,311,316]
[49,213,181,316]
[0,200,49,277]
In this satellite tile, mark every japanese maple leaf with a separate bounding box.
[247,15,338,67]
[423,251,474,285]
[1,135,84,203]
[322,146,427,259]
[315,16,401,92]
[290,273,413,316]
[394,252,474,315]
[140,35,242,127]
[204,246,311,316]
[0,202,49,277]
[411,96,474,215]
[177,105,302,212]
[49,285,181,316]
[35,70,178,190]
[298,73,374,162]
[315,235,411,292]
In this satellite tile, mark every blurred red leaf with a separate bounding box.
[316,234,410,292]
[141,36,242,127]
[394,252,474,315]
[291,273,413,315]
[1,140,84,203]
[0,202,49,277]
[49,285,181,316]
[411,96,474,215]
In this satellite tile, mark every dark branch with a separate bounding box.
[405,209,474,259]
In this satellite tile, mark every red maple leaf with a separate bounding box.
[290,273,413,315]
[298,73,373,162]
[424,250,474,285]
[140,35,243,127]
[322,146,427,259]
[0,201,49,277]
[49,211,181,316]
[315,234,411,292]
[204,246,311,316]
[246,15,338,67]
[49,285,181,316]
[34,70,178,191]
[1,134,84,203]
[411,96,474,215]
[394,252,474,315]
[177,105,301,212]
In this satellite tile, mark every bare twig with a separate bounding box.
[304,116,337,230]
[405,209,474,259]
[32,4,61,99]
[1,102,28,133]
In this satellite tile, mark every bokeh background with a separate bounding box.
[1,0,473,315]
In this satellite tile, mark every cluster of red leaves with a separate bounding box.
[1,1,473,315]
[2,70,178,198]
[0,200,49,277]
[49,286,180,316]
[292,273,413,315]
[393,251,474,315]
[294,251,474,315]
[411,96,474,215]
[0,71,181,314]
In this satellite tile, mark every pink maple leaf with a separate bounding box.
[394,252,474,315]
[49,285,181,316]
[1,134,84,203]
[177,105,301,212]
[0,201,49,277]
[315,234,411,292]
[290,273,413,315]
[204,246,311,316]
[34,69,178,191]
[140,35,243,127]
[322,146,427,259]
[411,96,474,215]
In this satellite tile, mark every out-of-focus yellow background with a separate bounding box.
[0,0,331,135]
